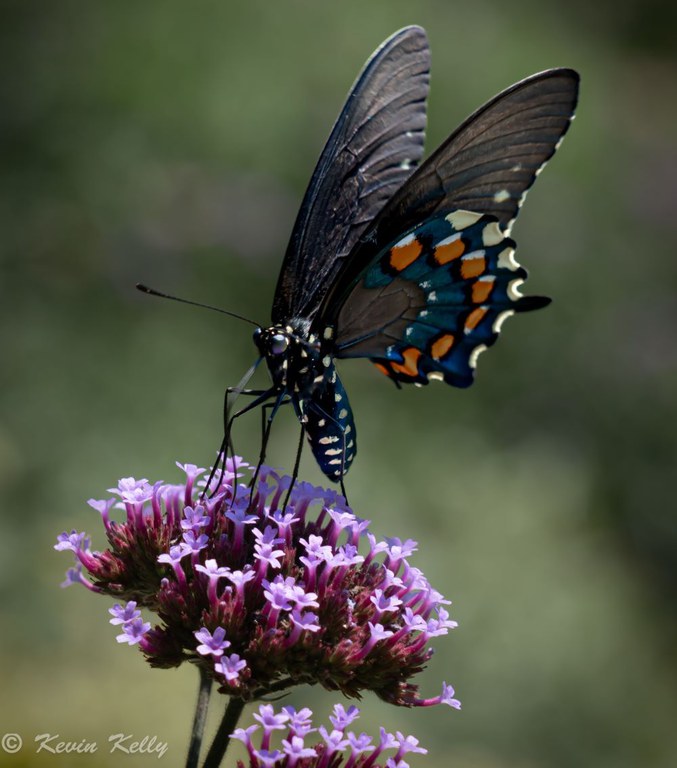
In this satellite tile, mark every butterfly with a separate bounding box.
[228,25,579,488]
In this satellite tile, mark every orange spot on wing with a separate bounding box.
[434,238,465,264]
[461,254,486,280]
[374,362,391,377]
[390,347,422,377]
[431,334,455,360]
[471,279,495,303]
[465,307,488,332]
[389,238,423,272]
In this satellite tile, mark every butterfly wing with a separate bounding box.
[318,68,579,386]
[334,210,547,387]
[272,25,431,325]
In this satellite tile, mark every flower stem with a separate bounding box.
[202,696,246,768]
[186,667,212,768]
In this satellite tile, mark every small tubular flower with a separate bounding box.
[232,704,427,768]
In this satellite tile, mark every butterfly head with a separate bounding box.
[254,326,290,358]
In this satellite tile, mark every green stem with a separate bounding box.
[186,667,212,768]
[202,696,246,768]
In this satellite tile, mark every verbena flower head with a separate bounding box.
[232,702,428,767]
[56,458,460,707]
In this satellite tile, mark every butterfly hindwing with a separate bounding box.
[272,26,430,324]
[333,210,545,386]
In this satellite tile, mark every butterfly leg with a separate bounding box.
[207,357,267,497]
[223,387,276,490]
[282,395,306,513]
[248,390,290,502]
[202,386,276,500]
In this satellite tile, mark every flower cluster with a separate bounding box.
[56,458,460,707]
[231,702,429,767]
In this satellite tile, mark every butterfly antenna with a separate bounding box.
[136,283,261,328]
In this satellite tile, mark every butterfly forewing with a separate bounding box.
[318,68,579,318]
[272,25,431,324]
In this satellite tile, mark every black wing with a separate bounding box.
[319,67,580,323]
[271,25,430,325]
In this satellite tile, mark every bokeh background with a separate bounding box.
[2,1,677,766]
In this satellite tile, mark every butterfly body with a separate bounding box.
[254,322,357,480]
[242,26,578,483]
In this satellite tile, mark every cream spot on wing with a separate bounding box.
[395,232,417,247]
[508,279,525,300]
[497,247,519,271]
[436,233,461,247]
[446,210,483,230]
[469,344,488,368]
[493,310,515,333]
[493,189,511,203]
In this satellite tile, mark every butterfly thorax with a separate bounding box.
[254,320,356,482]
[254,321,327,396]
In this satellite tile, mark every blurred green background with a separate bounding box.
[2,0,677,766]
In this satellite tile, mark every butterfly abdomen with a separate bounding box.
[300,361,357,482]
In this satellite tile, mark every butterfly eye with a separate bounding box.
[270,334,289,355]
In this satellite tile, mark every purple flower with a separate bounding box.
[182,529,209,553]
[231,705,426,768]
[194,626,230,658]
[110,477,153,506]
[329,703,360,731]
[115,616,151,645]
[158,543,191,566]
[56,458,459,708]
[282,706,315,737]
[281,735,315,762]
[195,559,231,603]
[54,530,90,553]
[216,653,247,684]
[109,601,141,625]
[181,505,210,531]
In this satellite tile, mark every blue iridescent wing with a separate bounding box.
[272,26,430,324]
[318,69,579,386]
[335,211,547,386]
